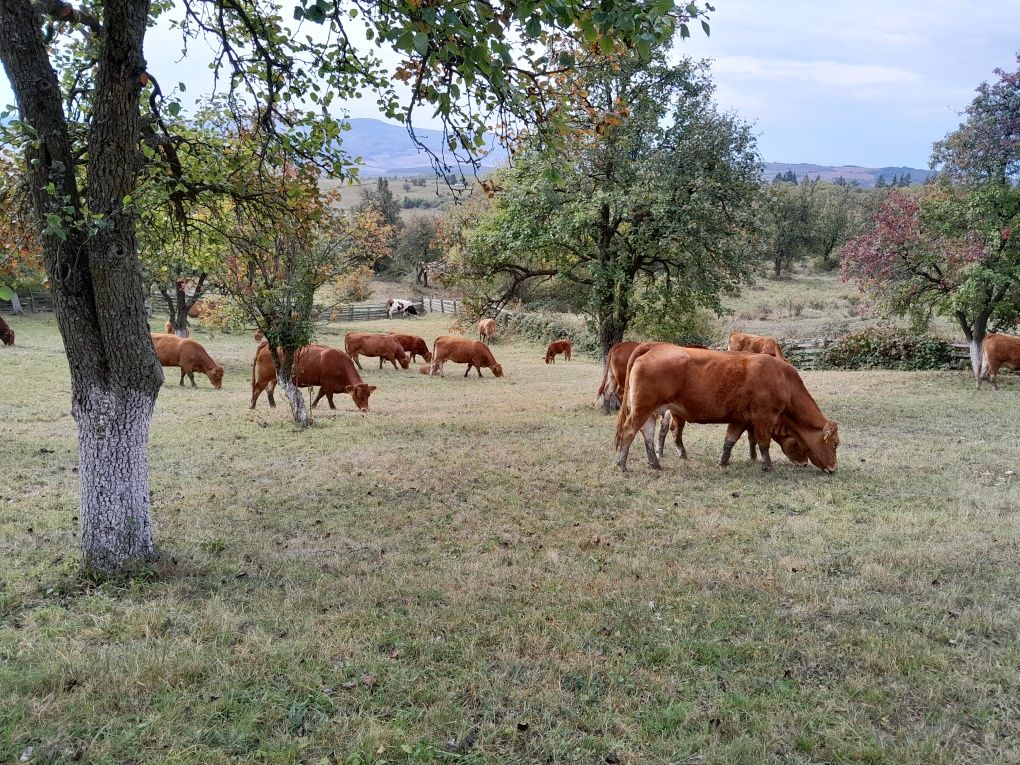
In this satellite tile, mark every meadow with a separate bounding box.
[1,305,1018,764]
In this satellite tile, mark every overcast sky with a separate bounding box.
[1,0,1016,168]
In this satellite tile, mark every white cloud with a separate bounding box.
[710,56,922,90]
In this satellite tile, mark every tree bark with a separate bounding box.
[9,292,24,315]
[1,0,163,575]
[269,346,311,427]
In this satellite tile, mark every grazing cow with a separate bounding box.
[387,298,421,319]
[388,332,433,363]
[727,331,786,360]
[250,342,376,410]
[477,317,496,344]
[164,320,174,333]
[427,336,504,378]
[596,340,708,413]
[545,339,573,364]
[615,344,838,473]
[979,333,1020,390]
[596,341,641,413]
[344,332,410,370]
[151,333,224,388]
[0,315,14,346]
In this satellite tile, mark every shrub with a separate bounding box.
[819,325,959,370]
[497,310,599,358]
[737,301,773,321]
[782,297,806,318]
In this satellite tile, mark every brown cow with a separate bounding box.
[250,342,376,410]
[596,341,641,413]
[478,317,496,344]
[979,333,1020,390]
[727,331,786,360]
[388,332,433,363]
[344,332,410,370]
[544,339,573,364]
[0,314,15,346]
[615,344,838,473]
[164,320,174,334]
[427,336,504,378]
[656,410,809,467]
[151,333,224,388]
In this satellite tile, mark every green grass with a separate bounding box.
[1,312,1018,764]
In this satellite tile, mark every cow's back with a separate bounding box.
[152,333,183,365]
[986,333,1020,365]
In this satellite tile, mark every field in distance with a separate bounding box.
[1,313,1017,764]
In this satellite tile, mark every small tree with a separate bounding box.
[221,163,390,426]
[761,179,818,277]
[393,215,443,287]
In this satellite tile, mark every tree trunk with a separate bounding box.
[773,255,783,278]
[174,283,191,337]
[1,0,163,576]
[278,371,311,427]
[9,292,24,315]
[958,311,988,379]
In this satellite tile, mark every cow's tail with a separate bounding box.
[344,334,351,356]
[614,343,657,449]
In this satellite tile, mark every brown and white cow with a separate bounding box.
[615,344,838,473]
[477,317,496,344]
[427,336,503,378]
[250,342,376,410]
[344,332,410,370]
[544,339,573,364]
[388,332,433,363]
[727,331,786,360]
[979,333,1020,390]
[151,333,224,388]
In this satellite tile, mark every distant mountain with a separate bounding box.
[764,162,935,187]
[340,118,934,186]
[339,118,504,177]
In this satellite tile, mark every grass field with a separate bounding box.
[1,310,1018,765]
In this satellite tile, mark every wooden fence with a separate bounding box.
[0,291,54,313]
[422,295,461,315]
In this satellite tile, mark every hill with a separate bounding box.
[764,162,935,187]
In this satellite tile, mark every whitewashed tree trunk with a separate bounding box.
[76,385,157,573]
[969,338,983,379]
[278,372,310,427]
[10,293,23,315]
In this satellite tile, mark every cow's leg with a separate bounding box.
[671,416,688,459]
[477,366,483,377]
[353,354,362,370]
[751,421,774,471]
[639,416,662,470]
[379,356,384,369]
[267,381,276,408]
[179,368,186,386]
[311,388,326,408]
[990,363,999,391]
[188,371,197,388]
[718,422,745,467]
[250,382,265,409]
[464,364,472,377]
[747,427,758,461]
[656,412,670,458]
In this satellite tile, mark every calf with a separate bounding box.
[250,342,376,410]
[979,333,1020,390]
[388,332,432,363]
[727,331,785,359]
[427,336,504,378]
[477,317,496,344]
[151,333,224,388]
[344,332,410,370]
[544,339,573,364]
[616,344,838,473]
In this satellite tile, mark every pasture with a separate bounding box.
[1,312,1018,765]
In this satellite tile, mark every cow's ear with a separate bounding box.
[344,385,353,393]
[368,385,378,392]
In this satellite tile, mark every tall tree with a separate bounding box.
[761,179,817,277]
[0,0,706,574]
[455,51,761,356]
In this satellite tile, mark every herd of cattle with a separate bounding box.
[147,314,1020,476]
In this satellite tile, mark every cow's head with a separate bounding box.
[777,432,810,466]
[491,363,504,377]
[420,345,433,362]
[345,383,377,411]
[420,363,435,375]
[544,352,553,364]
[208,365,224,389]
[809,421,839,473]
[398,352,410,369]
